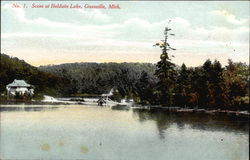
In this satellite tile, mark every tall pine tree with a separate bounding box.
[154,24,177,106]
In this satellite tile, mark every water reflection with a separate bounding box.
[111,105,130,111]
[0,105,248,160]
[133,109,249,139]
[0,106,59,112]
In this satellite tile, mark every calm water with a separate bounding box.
[0,105,249,160]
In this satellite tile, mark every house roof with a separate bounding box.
[7,79,32,87]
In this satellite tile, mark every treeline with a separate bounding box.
[0,53,68,98]
[172,59,249,110]
[40,59,249,110]
[134,59,249,110]
[39,62,157,98]
[1,53,248,110]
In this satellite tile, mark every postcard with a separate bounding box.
[1,1,249,160]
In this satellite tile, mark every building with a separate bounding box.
[101,88,114,100]
[6,79,34,96]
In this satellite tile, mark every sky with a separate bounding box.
[1,1,249,67]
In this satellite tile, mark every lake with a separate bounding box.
[0,105,249,160]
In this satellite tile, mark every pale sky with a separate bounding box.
[1,1,249,67]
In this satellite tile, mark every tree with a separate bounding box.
[210,60,227,107]
[154,24,177,106]
[175,63,191,107]
[223,59,249,109]
[134,71,156,104]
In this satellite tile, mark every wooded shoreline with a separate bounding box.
[1,53,249,111]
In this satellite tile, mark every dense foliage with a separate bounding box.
[173,60,249,110]
[1,53,248,110]
[39,62,157,98]
[40,58,249,110]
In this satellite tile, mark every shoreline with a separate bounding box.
[0,101,84,105]
[0,101,249,117]
[147,106,249,117]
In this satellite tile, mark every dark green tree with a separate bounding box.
[175,63,191,107]
[154,24,177,106]
[134,71,156,104]
[210,60,226,107]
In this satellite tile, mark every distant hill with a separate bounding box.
[0,53,68,97]
[39,62,157,96]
